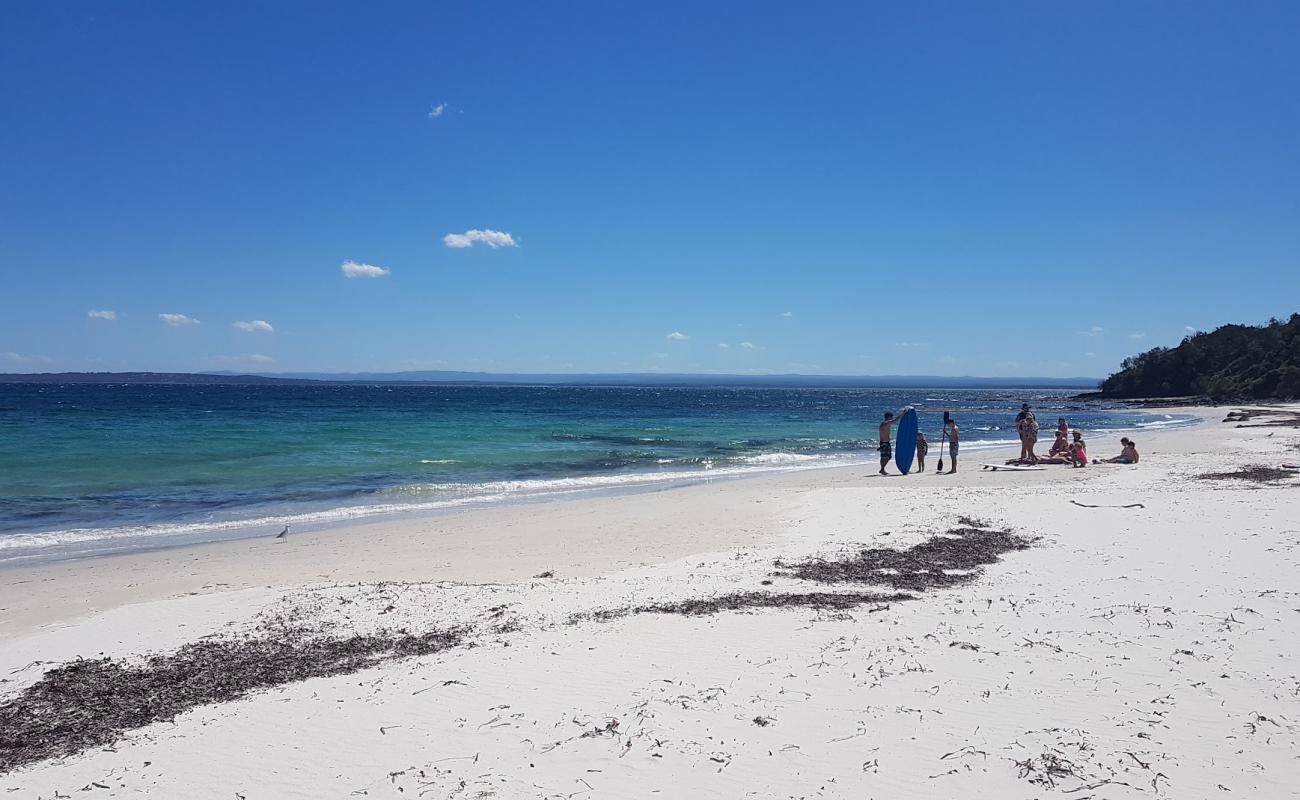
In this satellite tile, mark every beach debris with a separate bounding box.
[0,627,462,773]
[532,570,556,579]
[1223,408,1300,428]
[1070,500,1146,509]
[574,590,913,624]
[1197,465,1298,484]
[775,523,1033,592]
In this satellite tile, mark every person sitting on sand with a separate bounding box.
[916,431,929,472]
[878,410,904,475]
[1048,426,1070,456]
[1103,438,1140,464]
[1069,430,1088,467]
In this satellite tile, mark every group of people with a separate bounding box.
[1011,403,1140,467]
[877,409,959,475]
[875,402,1141,475]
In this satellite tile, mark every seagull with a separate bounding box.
[275,524,290,542]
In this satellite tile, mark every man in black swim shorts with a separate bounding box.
[878,411,901,475]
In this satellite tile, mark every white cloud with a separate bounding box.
[87,309,117,321]
[1081,326,1105,337]
[443,229,518,249]
[341,260,390,279]
[3,351,53,365]
[780,311,793,318]
[1184,325,1198,334]
[894,341,928,347]
[1085,352,1097,358]
[1127,332,1146,340]
[739,341,755,349]
[428,103,448,118]
[159,313,200,327]
[216,354,275,366]
[666,331,689,341]
[233,320,274,333]
[718,343,730,349]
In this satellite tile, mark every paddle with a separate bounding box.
[937,410,950,471]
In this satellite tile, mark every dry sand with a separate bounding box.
[3,405,1299,798]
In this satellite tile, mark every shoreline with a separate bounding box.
[0,406,1215,636]
[0,408,1201,568]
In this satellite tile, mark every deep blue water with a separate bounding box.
[0,383,1191,561]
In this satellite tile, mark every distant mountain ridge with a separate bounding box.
[1100,314,1300,400]
[2,370,1101,389]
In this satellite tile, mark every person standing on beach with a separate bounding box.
[1015,403,1032,461]
[1016,410,1040,464]
[915,431,929,472]
[878,411,903,475]
[944,417,960,473]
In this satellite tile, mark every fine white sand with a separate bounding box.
[3,405,1299,798]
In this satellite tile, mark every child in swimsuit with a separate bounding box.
[1070,431,1088,468]
[916,432,929,472]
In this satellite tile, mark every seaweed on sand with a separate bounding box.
[576,590,914,623]
[0,628,461,773]
[775,524,1034,592]
[1197,465,1297,484]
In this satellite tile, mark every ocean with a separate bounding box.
[0,383,1194,563]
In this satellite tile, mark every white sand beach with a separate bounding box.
[3,405,1299,798]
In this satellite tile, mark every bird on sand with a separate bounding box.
[275,524,290,541]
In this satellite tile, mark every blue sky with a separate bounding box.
[2,1,1297,377]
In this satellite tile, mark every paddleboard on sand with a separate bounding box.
[895,407,918,474]
[981,463,1046,472]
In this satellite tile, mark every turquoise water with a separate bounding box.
[0,383,1192,561]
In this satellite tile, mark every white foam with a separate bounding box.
[740,452,821,465]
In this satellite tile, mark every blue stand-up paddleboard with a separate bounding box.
[894,406,918,474]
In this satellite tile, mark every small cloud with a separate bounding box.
[233,320,274,333]
[1085,352,1097,358]
[428,102,448,118]
[87,309,117,321]
[1184,325,1198,334]
[216,354,275,366]
[443,229,518,249]
[3,351,53,365]
[666,331,689,341]
[1127,332,1146,340]
[718,342,730,349]
[1080,326,1105,337]
[341,260,390,279]
[780,311,793,318]
[893,341,928,348]
[159,313,200,327]
[739,341,755,349]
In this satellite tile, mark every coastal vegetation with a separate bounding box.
[1100,314,1300,400]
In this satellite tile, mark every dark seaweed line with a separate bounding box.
[1,522,1031,773]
